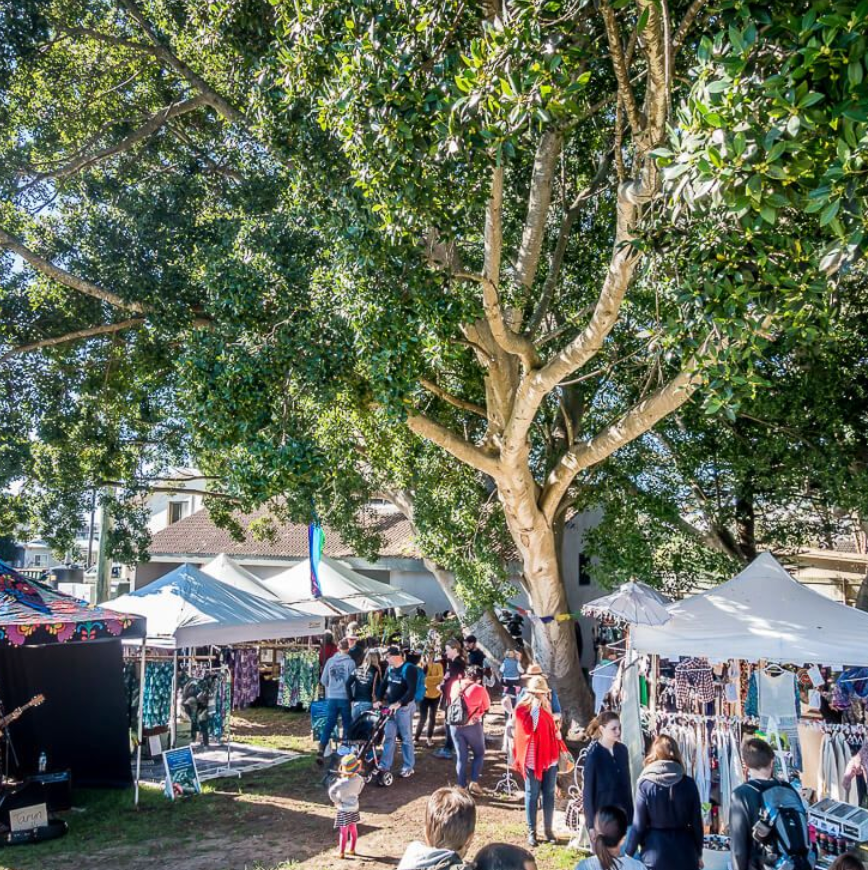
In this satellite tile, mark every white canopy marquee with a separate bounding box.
[200,553,282,601]
[261,556,424,615]
[631,552,868,667]
[105,563,324,648]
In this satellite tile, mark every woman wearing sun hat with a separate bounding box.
[517,663,562,718]
[512,675,567,847]
[328,753,365,859]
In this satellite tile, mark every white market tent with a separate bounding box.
[632,551,868,667]
[261,556,424,615]
[200,552,282,602]
[104,563,324,648]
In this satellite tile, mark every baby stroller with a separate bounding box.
[324,708,395,788]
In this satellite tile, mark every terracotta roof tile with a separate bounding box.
[149,507,420,560]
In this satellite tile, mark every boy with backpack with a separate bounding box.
[730,736,815,870]
[374,645,420,779]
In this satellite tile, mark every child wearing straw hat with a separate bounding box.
[329,754,365,859]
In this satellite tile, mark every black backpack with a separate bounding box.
[749,781,815,870]
[445,686,469,727]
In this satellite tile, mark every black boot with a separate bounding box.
[543,829,557,843]
[527,830,538,848]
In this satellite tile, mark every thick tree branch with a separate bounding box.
[638,0,670,152]
[599,1,642,133]
[540,354,706,522]
[454,272,540,370]
[406,411,501,479]
[527,148,613,336]
[58,25,158,54]
[0,318,146,363]
[115,0,245,125]
[420,378,487,419]
[484,165,503,285]
[23,96,210,187]
[0,227,147,313]
[673,0,709,55]
[515,131,562,290]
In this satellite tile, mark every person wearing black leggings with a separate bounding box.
[415,651,443,745]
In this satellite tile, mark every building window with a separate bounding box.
[168,501,188,525]
[33,554,44,567]
[578,552,591,586]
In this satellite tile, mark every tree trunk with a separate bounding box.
[734,478,757,562]
[500,489,594,725]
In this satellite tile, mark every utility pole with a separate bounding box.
[86,487,97,568]
[95,487,113,603]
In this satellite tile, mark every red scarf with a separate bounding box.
[512,704,564,780]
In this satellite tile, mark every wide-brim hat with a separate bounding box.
[522,663,545,678]
[340,754,361,776]
[525,675,551,695]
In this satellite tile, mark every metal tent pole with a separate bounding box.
[134,637,146,808]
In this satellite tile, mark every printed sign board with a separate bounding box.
[163,747,202,800]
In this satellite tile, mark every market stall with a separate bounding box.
[0,560,145,787]
[621,552,868,866]
[103,563,325,799]
[199,553,283,602]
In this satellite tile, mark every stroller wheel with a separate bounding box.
[364,771,374,784]
[379,771,393,787]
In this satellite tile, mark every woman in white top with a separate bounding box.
[576,806,645,870]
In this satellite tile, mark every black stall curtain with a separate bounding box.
[0,638,132,787]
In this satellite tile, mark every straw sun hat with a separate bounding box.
[524,675,551,695]
[522,663,545,678]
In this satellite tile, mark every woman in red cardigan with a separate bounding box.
[512,675,567,847]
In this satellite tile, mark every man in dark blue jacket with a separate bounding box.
[375,645,418,778]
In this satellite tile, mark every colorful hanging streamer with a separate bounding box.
[308,522,324,598]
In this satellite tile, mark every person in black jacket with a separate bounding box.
[374,646,418,778]
[625,735,703,870]
[582,711,633,838]
[731,736,803,870]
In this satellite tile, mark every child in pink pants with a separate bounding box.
[329,753,365,858]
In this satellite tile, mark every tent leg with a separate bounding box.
[134,637,146,808]
[170,649,178,749]
[649,654,658,716]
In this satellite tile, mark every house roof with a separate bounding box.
[149,507,421,561]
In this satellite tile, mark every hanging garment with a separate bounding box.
[757,670,799,720]
[694,723,711,822]
[833,733,856,806]
[592,659,619,714]
[232,649,260,709]
[621,651,645,791]
[278,650,319,709]
[141,660,174,729]
[716,728,732,825]
[837,668,868,703]
[674,659,715,711]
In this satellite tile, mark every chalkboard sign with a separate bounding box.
[162,747,202,800]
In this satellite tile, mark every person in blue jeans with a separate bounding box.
[375,645,418,778]
[317,638,356,764]
[448,666,491,795]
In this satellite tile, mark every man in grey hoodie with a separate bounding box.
[397,787,475,870]
[317,638,356,763]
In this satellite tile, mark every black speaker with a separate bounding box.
[23,770,72,812]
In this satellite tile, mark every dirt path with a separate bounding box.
[2,703,580,870]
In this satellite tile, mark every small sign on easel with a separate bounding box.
[9,804,48,832]
[163,747,201,800]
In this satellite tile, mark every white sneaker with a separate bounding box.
[400,767,414,778]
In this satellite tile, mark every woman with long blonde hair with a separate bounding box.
[624,734,703,870]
